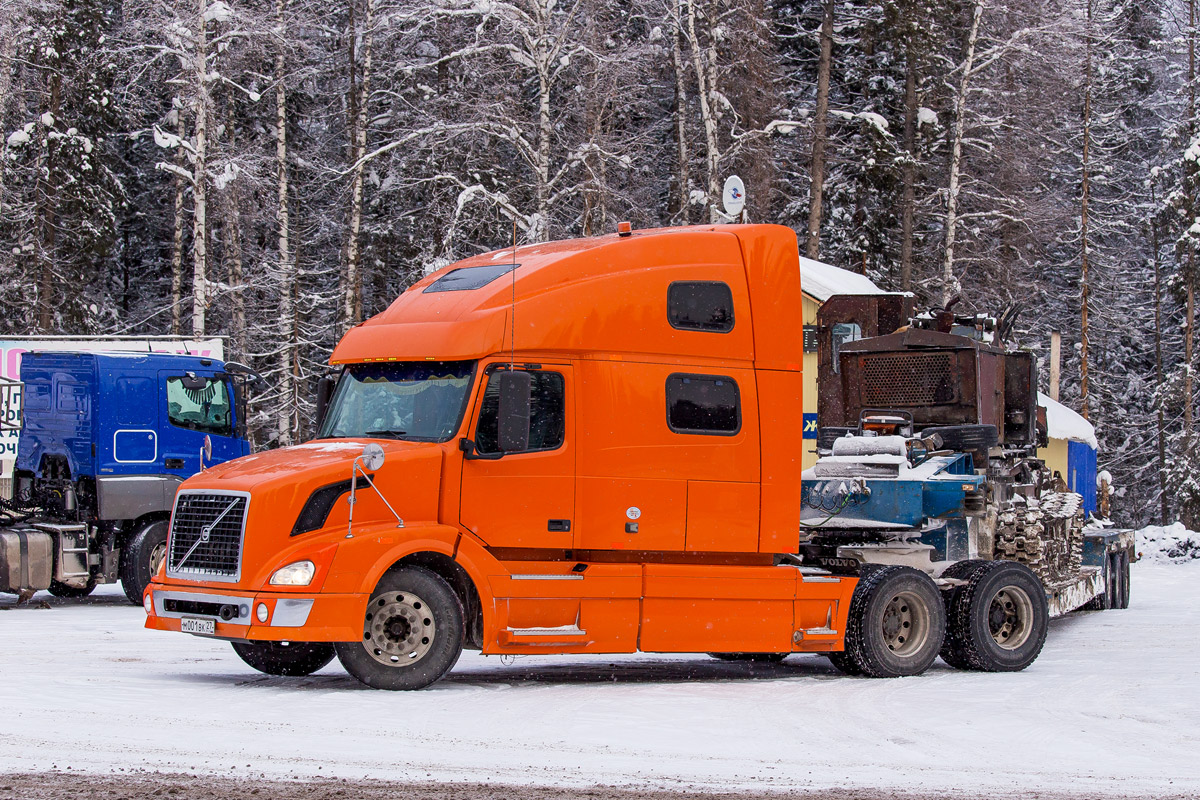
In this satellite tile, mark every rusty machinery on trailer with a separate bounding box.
[804,297,1084,589]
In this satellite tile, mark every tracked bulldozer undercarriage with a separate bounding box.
[993,493,1084,586]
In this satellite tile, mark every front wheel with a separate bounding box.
[335,565,464,690]
[838,565,946,678]
[120,520,169,605]
[940,560,1048,672]
[232,641,336,676]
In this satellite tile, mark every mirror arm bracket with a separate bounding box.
[459,439,503,461]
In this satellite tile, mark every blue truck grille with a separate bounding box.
[167,492,248,581]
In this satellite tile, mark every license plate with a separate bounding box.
[180,616,216,635]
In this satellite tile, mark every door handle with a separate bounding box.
[165,458,185,469]
[547,519,571,532]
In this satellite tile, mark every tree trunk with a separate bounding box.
[685,0,721,223]
[343,0,375,327]
[672,3,690,224]
[900,45,917,292]
[1080,0,1092,421]
[1152,184,1167,525]
[170,116,186,336]
[941,0,984,307]
[35,71,63,332]
[191,0,210,338]
[276,0,297,446]
[806,0,834,260]
[1189,0,1197,432]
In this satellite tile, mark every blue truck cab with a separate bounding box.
[5,351,255,603]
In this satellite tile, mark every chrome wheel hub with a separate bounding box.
[362,591,435,666]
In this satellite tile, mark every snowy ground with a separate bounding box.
[1,561,1197,798]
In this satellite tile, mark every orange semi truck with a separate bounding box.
[144,224,1083,689]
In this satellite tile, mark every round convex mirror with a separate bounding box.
[361,443,386,471]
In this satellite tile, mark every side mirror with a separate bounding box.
[181,373,208,391]
[360,442,385,471]
[315,376,336,430]
[496,371,531,453]
[201,434,213,470]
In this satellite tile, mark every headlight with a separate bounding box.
[270,560,316,586]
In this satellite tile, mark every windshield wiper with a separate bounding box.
[364,430,408,439]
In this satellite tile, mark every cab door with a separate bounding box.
[159,371,243,476]
[459,364,575,550]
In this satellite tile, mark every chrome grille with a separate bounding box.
[167,492,248,582]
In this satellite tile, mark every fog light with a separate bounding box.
[270,560,315,586]
[256,603,269,623]
[143,592,153,615]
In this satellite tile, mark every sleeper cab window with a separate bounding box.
[475,370,566,455]
[666,374,740,435]
[667,281,735,333]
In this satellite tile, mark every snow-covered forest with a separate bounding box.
[0,0,1196,527]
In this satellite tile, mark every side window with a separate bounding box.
[667,281,735,333]
[831,322,862,374]
[666,374,740,435]
[166,375,233,436]
[476,370,565,454]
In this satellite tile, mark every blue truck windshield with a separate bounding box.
[317,361,476,442]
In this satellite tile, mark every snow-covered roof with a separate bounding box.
[1038,392,1098,449]
[798,256,885,302]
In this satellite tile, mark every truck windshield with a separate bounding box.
[317,361,476,442]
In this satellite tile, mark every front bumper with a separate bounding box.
[144,582,364,642]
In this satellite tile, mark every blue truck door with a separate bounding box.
[159,370,243,474]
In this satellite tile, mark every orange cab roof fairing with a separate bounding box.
[329,224,803,367]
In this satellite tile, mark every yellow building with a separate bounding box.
[798,257,885,471]
[1037,392,1100,516]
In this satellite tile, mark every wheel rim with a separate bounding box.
[987,584,1034,650]
[361,591,436,667]
[149,541,167,577]
[880,590,930,657]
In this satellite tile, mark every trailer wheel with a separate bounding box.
[940,560,1048,672]
[335,565,464,690]
[708,652,789,663]
[47,579,95,598]
[120,520,169,605]
[936,560,989,668]
[1114,550,1131,609]
[231,641,336,677]
[839,565,946,678]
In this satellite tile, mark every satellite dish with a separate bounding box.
[361,443,386,471]
[722,175,746,219]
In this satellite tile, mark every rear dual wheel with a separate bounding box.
[828,565,946,678]
[940,560,1048,672]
